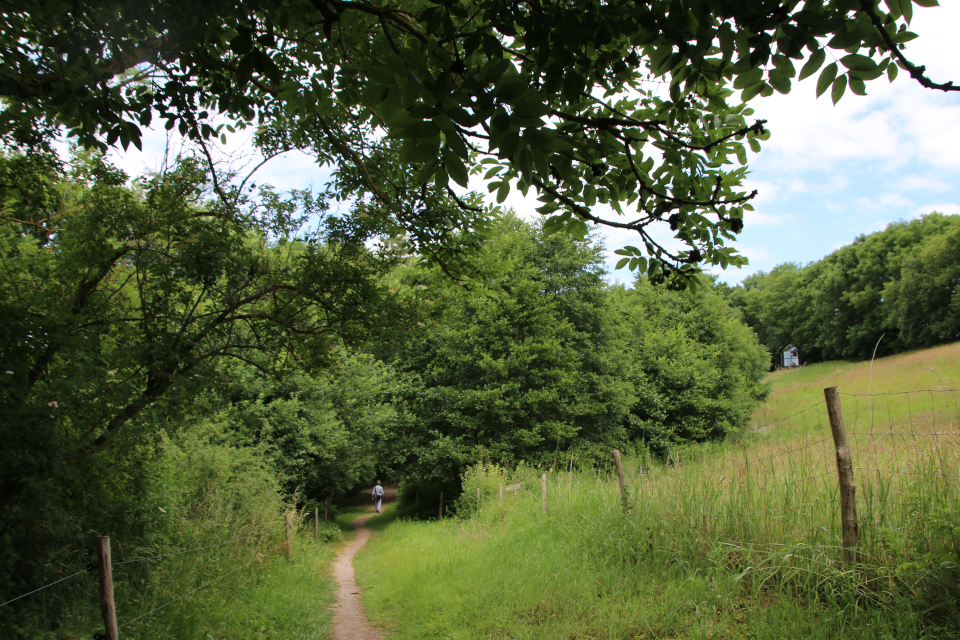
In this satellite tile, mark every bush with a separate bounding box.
[454,462,510,516]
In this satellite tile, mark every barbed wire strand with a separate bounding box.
[0,568,90,609]
[117,557,259,630]
[855,466,960,479]
[748,401,825,434]
[841,388,960,398]
[112,532,265,567]
[847,431,960,437]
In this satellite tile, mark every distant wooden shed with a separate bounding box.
[782,345,799,368]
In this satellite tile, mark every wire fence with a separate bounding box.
[1,516,292,639]
[630,387,960,564]
[485,386,960,575]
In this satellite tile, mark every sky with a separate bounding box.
[107,3,960,287]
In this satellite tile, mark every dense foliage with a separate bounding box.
[615,279,771,453]
[3,0,954,281]
[381,216,769,490]
[0,149,401,620]
[726,213,960,365]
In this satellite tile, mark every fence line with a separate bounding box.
[0,567,92,609]
[472,385,960,578]
[0,514,297,639]
[111,532,264,567]
[116,556,260,630]
[747,400,826,433]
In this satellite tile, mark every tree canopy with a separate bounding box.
[726,213,960,364]
[379,216,769,486]
[2,0,953,281]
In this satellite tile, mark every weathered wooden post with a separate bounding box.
[824,386,859,561]
[439,492,444,519]
[97,536,119,640]
[499,483,504,505]
[612,450,628,512]
[285,513,293,559]
[314,507,319,538]
[541,473,547,513]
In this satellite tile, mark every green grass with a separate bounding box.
[125,536,339,640]
[354,344,960,639]
[10,527,341,640]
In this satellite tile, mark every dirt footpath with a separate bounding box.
[329,485,397,640]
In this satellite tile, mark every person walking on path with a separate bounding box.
[371,481,384,513]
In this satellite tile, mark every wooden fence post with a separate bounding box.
[612,450,628,512]
[314,507,319,538]
[499,483,504,505]
[824,386,859,561]
[285,513,293,559]
[97,536,119,640]
[439,492,443,520]
[541,473,547,513]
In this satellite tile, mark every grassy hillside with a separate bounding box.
[756,341,960,425]
[354,343,960,639]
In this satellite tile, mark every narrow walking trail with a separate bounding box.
[330,486,396,640]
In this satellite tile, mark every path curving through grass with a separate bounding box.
[330,486,397,640]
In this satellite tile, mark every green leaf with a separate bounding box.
[840,54,877,72]
[442,146,469,188]
[817,62,838,98]
[718,23,735,60]
[484,165,503,180]
[831,75,847,104]
[495,73,529,102]
[902,0,913,22]
[735,144,747,166]
[768,69,791,94]
[849,76,867,96]
[827,29,862,51]
[733,68,763,90]
[615,258,630,270]
[523,127,560,152]
[740,81,765,102]
[914,0,939,6]
[496,181,510,204]
[884,0,903,19]
[799,48,826,81]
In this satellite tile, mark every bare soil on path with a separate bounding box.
[329,485,397,640]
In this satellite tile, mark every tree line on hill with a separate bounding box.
[0,151,768,615]
[722,213,960,367]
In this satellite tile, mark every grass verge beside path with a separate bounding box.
[355,499,940,640]
[124,536,340,640]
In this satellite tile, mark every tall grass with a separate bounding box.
[2,433,343,640]
[356,348,960,639]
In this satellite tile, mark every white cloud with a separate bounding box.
[742,3,960,177]
[744,209,794,226]
[911,202,960,217]
[897,175,952,192]
[879,192,914,208]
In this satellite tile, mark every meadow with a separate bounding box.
[354,343,960,639]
